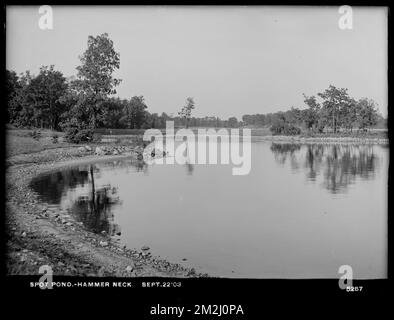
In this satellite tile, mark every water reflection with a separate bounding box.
[30,169,90,204]
[185,162,194,175]
[270,144,301,173]
[28,142,387,278]
[30,164,122,235]
[270,143,380,193]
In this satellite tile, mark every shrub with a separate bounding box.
[64,127,93,144]
[283,124,301,135]
[270,122,301,135]
[51,133,59,144]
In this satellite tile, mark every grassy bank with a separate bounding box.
[6,128,70,157]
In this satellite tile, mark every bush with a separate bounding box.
[64,127,94,144]
[283,124,301,135]
[270,122,301,136]
[51,133,59,144]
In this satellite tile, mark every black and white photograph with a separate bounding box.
[3,4,390,306]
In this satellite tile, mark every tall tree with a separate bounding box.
[318,85,352,133]
[302,94,321,132]
[228,116,238,128]
[6,70,22,124]
[69,33,121,129]
[120,96,147,129]
[357,98,379,130]
[13,71,35,127]
[22,65,68,129]
[340,97,358,132]
[178,97,195,128]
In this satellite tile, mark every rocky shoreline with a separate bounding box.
[6,145,207,278]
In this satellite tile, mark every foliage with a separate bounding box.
[227,117,238,128]
[24,66,68,129]
[244,85,384,133]
[6,70,23,124]
[270,114,301,135]
[317,85,354,133]
[302,94,321,132]
[178,97,195,128]
[6,32,385,136]
[63,33,121,130]
[64,127,94,144]
[356,98,379,130]
[120,96,147,129]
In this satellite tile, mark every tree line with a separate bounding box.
[6,33,240,142]
[6,33,386,142]
[242,86,385,135]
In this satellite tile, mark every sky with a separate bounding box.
[6,6,388,119]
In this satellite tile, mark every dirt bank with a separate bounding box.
[6,146,206,278]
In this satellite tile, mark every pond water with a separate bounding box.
[30,142,388,278]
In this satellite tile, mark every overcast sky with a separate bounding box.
[6,6,388,119]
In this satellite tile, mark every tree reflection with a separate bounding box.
[69,165,122,235]
[322,145,377,193]
[270,143,301,165]
[30,164,122,235]
[305,145,324,181]
[30,168,90,204]
[185,162,194,175]
[270,143,379,193]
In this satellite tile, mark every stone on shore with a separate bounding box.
[99,241,108,247]
[95,146,105,155]
[125,265,134,273]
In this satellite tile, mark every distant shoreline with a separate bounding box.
[100,132,389,145]
[250,135,389,145]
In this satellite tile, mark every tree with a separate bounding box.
[6,70,22,124]
[22,65,68,129]
[178,97,195,128]
[270,112,301,135]
[68,33,121,129]
[120,96,147,129]
[9,71,35,127]
[302,94,321,132]
[340,97,358,132]
[318,85,353,133]
[357,98,379,130]
[228,117,238,128]
[98,97,127,128]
